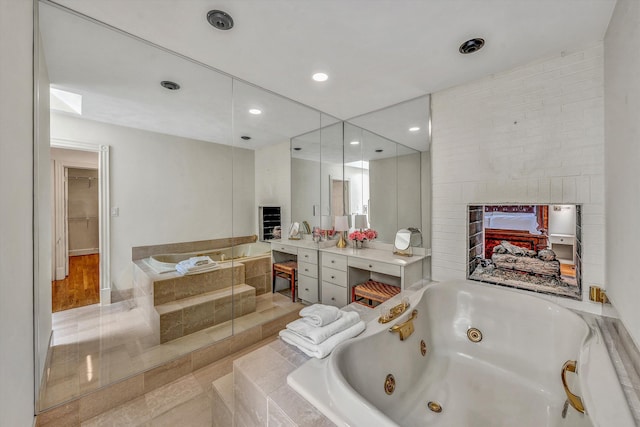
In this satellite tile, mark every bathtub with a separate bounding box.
[291,280,635,427]
[145,241,271,274]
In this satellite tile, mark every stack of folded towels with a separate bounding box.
[279,304,365,359]
[175,256,219,275]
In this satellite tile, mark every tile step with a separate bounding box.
[155,284,255,315]
[212,372,234,413]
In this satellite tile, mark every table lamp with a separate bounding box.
[334,215,349,248]
[354,214,368,231]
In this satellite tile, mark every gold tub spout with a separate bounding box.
[561,360,585,414]
[389,310,418,341]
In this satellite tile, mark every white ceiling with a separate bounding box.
[43,0,616,152]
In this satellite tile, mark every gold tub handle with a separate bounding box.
[561,360,585,414]
[389,310,418,341]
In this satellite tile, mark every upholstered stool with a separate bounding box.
[351,280,400,307]
[272,260,298,302]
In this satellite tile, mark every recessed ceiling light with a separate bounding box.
[249,108,262,115]
[312,72,329,82]
[160,80,180,90]
[459,38,485,54]
[350,141,360,145]
[409,127,420,132]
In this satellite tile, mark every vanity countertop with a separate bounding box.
[270,238,337,250]
[320,246,426,266]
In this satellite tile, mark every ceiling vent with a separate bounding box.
[207,10,234,30]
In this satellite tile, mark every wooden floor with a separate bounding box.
[560,263,576,278]
[52,254,100,313]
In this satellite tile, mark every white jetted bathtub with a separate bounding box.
[289,280,635,427]
[145,241,272,274]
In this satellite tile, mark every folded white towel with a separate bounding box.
[286,311,360,344]
[176,256,218,275]
[279,321,365,359]
[299,304,341,327]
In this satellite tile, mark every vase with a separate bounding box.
[355,240,363,249]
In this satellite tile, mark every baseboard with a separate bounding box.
[100,288,111,305]
[55,267,65,281]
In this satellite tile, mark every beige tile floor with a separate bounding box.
[40,292,300,411]
[80,335,280,426]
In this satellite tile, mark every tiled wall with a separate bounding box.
[431,43,605,305]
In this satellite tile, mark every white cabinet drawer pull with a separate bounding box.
[305,268,309,272]
[305,288,309,291]
[331,275,335,279]
[331,297,335,301]
[369,264,373,268]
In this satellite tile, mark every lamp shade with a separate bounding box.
[334,215,349,232]
[320,215,332,229]
[354,214,368,229]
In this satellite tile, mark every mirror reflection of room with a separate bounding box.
[468,204,581,299]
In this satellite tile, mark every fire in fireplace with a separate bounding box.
[468,204,582,299]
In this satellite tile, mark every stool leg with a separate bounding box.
[290,269,296,302]
[272,264,276,293]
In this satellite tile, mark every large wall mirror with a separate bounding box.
[291,96,429,246]
[36,1,334,412]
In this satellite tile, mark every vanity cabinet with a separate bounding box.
[321,253,348,308]
[271,241,319,304]
[297,248,319,303]
[319,247,425,309]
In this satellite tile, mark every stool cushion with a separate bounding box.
[353,280,400,303]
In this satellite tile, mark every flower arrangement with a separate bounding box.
[349,229,377,242]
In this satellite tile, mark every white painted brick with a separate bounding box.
[431,42,605,295]
[562,177,577,203]
[550,177,564,201]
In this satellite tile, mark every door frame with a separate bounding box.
[51,138,111,305]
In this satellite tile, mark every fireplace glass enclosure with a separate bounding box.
[468,204,582,299]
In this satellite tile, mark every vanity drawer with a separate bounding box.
[322,253,347,271]
[298,275,318,303]
[298,261,318,279]
[322,281,348,308]
[321,266,347,287]
[348,257,401,277]
[297,248,318,265]
[271,243,297,255]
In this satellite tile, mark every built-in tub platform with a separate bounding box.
[132,238,273,343]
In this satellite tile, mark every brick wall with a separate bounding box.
[431,43,604,304]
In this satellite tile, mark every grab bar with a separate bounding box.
[389,310,418,341]
[561,360,585,414]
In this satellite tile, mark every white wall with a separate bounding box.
[255,141,291,234]
[431,43,605,309]
[51,113,255,291]
[291,157,320,227]
[0,0,35,425]
[604,0,640,348]
[370,153,422,242]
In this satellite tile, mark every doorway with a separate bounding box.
[331,178,351,217]
[52,164,100,312]
[50,143,110,309]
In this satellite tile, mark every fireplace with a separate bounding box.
[468,204,582,300]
